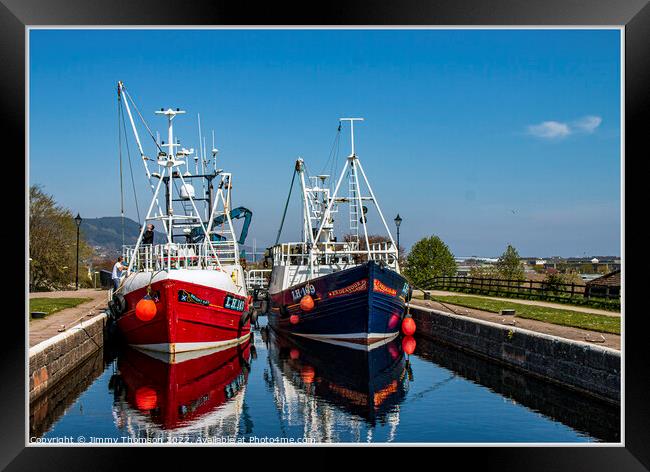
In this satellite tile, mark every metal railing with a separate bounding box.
[246,269,272,289]
[123,243,224,272]
[271,241,398,269]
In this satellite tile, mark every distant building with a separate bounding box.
[584,270,620,299]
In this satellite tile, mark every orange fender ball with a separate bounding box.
[388,313,401,330]
[402,336,417,355]
[135,298,157,321]
[135,386,158,411]
[289,314,300,324]
[402,317,416,336]
[300,295,315,312]
[300,365,315,384]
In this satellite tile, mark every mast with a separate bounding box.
[312,117,399,269]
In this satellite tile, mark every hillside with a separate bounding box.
[81,216,257,260]
[81,216,166,252]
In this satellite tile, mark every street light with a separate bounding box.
[394,214,402,259]
[74,213,82,290]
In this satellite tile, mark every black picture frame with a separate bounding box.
[5,0,646,469]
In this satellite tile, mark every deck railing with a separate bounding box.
[123,242,224,272]
[246,269,272,289]
[271,241,399,269]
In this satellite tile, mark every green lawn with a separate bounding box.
[29,297,92,317]
[427,295,620,335]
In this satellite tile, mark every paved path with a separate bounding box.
[416,290,620,317]
[29,289,108,348]
[410,298,620,350]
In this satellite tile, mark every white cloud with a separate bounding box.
[526,115,602,139]
[527,121,571,139]
[573,115,602,133]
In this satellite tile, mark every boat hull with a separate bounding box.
[267,327,408,423]
[116,275,251,354]
[268,261,409,345]
[114,338,251,431]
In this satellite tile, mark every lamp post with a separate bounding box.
[394,214,402,259]
[74,213,82,290]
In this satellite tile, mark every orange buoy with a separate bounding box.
[402,335,417,355]
[300,365,315,384]
[135,298,157,321]
[300,294,315,312]
[135,386,158,411]
[289,314,300,325]
[290,348,300,360]
[401,316,416,336]
[388,313,401,330]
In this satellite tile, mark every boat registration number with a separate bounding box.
[224,294,245,311]
[291,283,316,302]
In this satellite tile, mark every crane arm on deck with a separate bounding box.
[189,206,252,245]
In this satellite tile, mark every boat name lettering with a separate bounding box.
[373,279,397,297]
[328,279,368,298]
[178,289,210,306]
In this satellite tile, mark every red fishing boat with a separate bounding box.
[112,339,251,435]
[108,82,252,353]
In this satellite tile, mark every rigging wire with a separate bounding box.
[274,168,298,245]
[120,99,141,223]
[121,87,164,154]
[320,123,342,178]
[117,94,125,247]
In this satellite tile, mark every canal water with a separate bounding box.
[30,318,620,444]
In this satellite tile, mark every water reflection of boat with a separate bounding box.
[109,339,251,439]
[264,327,409,441]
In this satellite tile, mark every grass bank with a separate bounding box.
[427,295,620,335]
[29,297,92,317]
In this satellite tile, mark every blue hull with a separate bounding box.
[268,261,409,344]
[266,327,409,423]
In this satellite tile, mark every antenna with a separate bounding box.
[339,117,364,156]
[211,129,219,169]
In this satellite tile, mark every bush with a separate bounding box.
[404,235,457,287]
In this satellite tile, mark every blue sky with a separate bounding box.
[29,29,621,257]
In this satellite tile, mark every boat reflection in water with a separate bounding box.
[264,327,410,442]
[109,338,252,440]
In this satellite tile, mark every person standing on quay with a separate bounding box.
[111,256,127,291]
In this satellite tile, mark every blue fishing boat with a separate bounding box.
[265,327,409,427]
[267,118,412,346]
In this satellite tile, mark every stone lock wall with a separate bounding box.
[29,313,107,403]
[410,305,620,404]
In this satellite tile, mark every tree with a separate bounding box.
[403,235,457,287]
[29,185,92,291]
[496,244,524,280]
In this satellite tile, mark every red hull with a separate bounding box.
[118,340,251,430]
[116,278,251,353]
